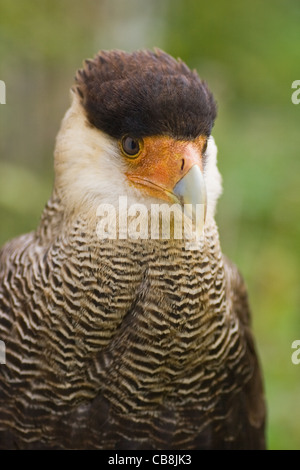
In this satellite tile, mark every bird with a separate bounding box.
[0,49,266,449]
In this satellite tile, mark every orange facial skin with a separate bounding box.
[125,135,207,202]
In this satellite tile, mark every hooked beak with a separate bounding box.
[173,164,207,235]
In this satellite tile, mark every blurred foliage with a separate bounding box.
[0,0,299,449]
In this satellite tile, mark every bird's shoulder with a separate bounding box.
[0,232,36,272]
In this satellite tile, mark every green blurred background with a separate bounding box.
[0,0,299,449]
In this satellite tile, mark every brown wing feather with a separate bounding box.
[223,255,266,448]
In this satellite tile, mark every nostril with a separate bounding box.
[181,159,185,171]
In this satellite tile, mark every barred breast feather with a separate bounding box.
[0,194,265,449]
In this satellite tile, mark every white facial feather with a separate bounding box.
[54,91,129,211]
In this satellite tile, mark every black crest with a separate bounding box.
[75,49,217,140]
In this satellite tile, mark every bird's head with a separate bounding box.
[54,49,222,238]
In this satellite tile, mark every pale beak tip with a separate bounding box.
[173,164,207,237]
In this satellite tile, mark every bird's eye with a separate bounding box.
[121,136,142,158]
